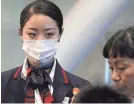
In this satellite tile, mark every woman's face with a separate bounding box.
[20,14,60,67]
[108,57,134,96]
[21,14,60,40]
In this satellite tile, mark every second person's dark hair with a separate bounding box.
[74,86,131,103]
[103,26,134,58]
[20,0,63,34]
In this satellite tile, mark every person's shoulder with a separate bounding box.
[1,67,19,85]
[65,70,91,88]
[1,67,20,102]
[2,67,18,78]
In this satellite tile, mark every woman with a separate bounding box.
[103,26,134,100]
[1,0,91,103]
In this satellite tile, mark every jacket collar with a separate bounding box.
[12,59,72,103]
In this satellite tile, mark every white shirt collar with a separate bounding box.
[21,56,56,83]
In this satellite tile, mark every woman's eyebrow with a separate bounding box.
[44,28,55,31]
[27,28,38,31]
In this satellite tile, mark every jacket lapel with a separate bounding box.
[52,60,73,103]
[9,66,26,103]
[10,78,26,103]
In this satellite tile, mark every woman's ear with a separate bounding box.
[61,28,64,34]
[58,28,64,42]
[18,28,23,38]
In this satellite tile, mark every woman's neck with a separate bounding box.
[28,57,40,68]
[27,57,54,73]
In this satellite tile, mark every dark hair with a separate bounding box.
[103,26,134,58]
[20,0,63,34]
[74,86,131,103]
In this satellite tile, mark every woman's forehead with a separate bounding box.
[24,14,57,28]
[108,57,134,64]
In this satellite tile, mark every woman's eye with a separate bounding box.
[46,33,54,36]
[28,33,36,38]
[118,67,126,71]
[109,67,114,71]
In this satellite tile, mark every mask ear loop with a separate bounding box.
[58,35,61,42]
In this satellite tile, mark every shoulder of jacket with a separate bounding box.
[65,70,92,89]
[1,67,19,86]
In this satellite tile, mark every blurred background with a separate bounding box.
[1,0,134,85]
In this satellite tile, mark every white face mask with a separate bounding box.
[22,39,58,67]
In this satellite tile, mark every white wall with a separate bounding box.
[72,0,134,84]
